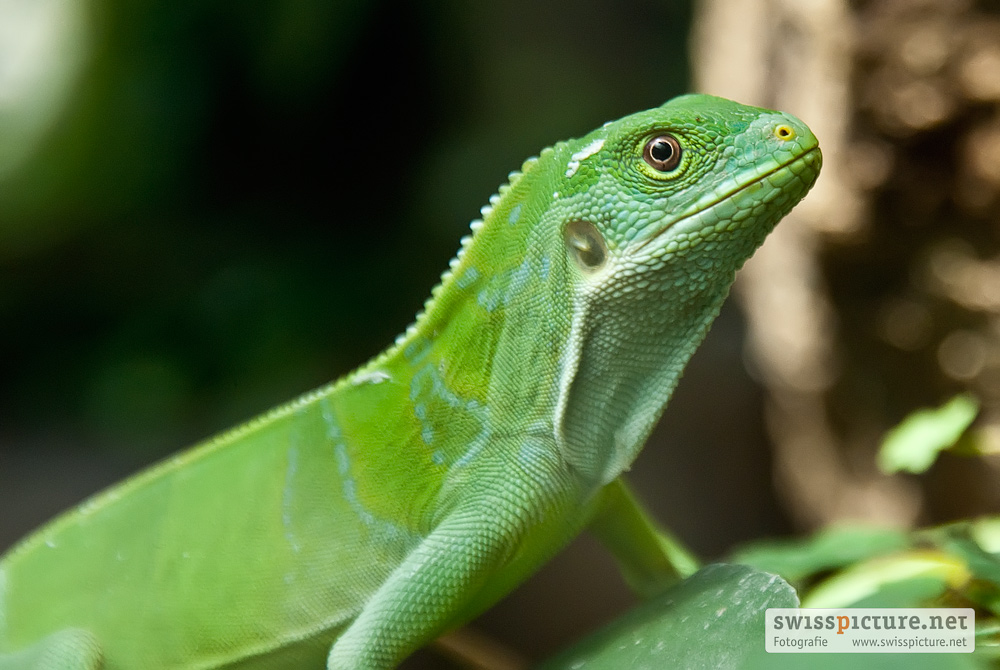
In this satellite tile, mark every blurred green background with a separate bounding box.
[4,0,1000,666]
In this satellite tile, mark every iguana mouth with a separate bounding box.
[638,146,822,249]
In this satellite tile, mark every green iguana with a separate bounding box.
[0,93,821,669]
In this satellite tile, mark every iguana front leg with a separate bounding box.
[325,492,529,669]
[324,477,694,667]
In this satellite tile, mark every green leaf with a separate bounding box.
[971,517,1000,555]
[537,563,796,670]
[878,394,979,474]
[743,646,987,669]
[927,522,1000,615]
[937,527,1000,587]
[731,525,910,583]
[801,550,968,608]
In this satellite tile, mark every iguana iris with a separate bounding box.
[0,94,821,669]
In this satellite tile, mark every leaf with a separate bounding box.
[536,561,991,670]
[743,645,987,669]
[937,527,1000,587]
[731,525,910,583]
[878,394,979,474]
[801,550,969,608]
[925,522,1000,615]
[537,563,796,670]
[972,517,1000,555]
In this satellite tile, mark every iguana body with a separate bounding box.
[0,94,821,669]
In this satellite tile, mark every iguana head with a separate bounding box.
[551,94,821,485]
[406,94,819,489]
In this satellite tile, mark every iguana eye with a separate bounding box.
[642,134,681,172]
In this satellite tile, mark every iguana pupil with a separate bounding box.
[643,134,682,172]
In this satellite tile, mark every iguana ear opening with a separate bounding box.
[564,220,607,273]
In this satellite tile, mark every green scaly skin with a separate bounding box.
[0,94,821,669]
